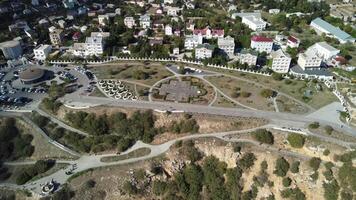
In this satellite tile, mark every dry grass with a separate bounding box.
[206,75,275,111]
[88,62,173,86]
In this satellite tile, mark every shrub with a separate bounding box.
[324,125,334,135]
[282,177,292,187]
[123,181,137,195]
[284,79,292,84]
[287,134,305,148]
[309,157,322,171]
[253,129,274,144]
[240,91,251,98]
[153,180,167,196]
[83,179,96,189]
[233,144,241,153]
[272,73,284,81]
[310,171,319,181]
[323,179,340,200]
[274,157,290,177]
[237,153,256,171]
[290,161,300,173]
[308,122,320,129]
[260,89,275,98]
[323,149,330,156]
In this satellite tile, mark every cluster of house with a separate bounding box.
[0,0,354,80]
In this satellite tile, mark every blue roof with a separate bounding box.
[311,18,354,42]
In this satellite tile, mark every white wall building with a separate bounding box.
[287,36,300,48]
[164,0,174,4]
[124,17,136,28]
[195,44,214,59]
[184,35,203,50]
[310,18,354,44]
[218,36,235,56]
[250,35,273,53]
[297,48,322,70]
[165,24,173,36]
[235,13,267,31]
[33,44,52,61]
[139,14,151,29]
[310,42,340,60]
[167,7,180,16]
[238,49,258,66]
[270,49,291,73]
[85,37,104,56]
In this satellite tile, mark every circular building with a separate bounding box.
[19,68,45,84]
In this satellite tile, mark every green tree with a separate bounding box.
[253,129,274,144]
[260,89,275,98]
[287,133,305,148]
[274,157,290,177]
[309,157,321,171]
[290,161,300,173]
[282,177,292,187]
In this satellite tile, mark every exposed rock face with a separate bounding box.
[195,139,239,168]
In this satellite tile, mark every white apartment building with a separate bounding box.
[270,49,291,73]
[250,35,273,53]
[236,13,267,31]
[297,49,322,70]
[165,24,173,36]
[184,35,203,50]
[49,29,64,46]
[167,7,180,16]
[310,42,340,60]
[195,44,214,59]
[33,44,52,61]
[124,17,136,28]
[164,0,174,4]
[85,37,103,56]
[139,14,151,29]
[218,36,235,56]
[238,49,258,66]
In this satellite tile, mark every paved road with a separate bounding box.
[62,94,356,137]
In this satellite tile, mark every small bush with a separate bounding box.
[287,134,305,148]
[309,157,322,171]
[253,129,274,144]
[282,177,292,187]
[308,122,320,129]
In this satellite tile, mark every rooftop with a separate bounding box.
[290,65,333,77]
[19,68,45,81]
[311,18,354,41]
[314,42,339,52]
[271,49,290,59]
[196,43,215,50]
[251,35,273,42]
[0,40,20,48]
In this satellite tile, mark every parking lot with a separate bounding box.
[0,62,94,111]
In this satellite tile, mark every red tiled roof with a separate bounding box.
[287,36,299,43]
[251,35,273,42]
[72,32,81,39]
